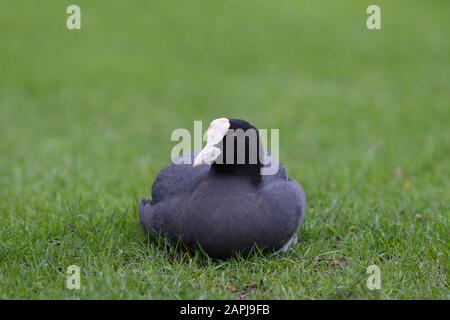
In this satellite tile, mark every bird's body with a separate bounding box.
[139,119,306,259]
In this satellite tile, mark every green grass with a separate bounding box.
[0,0,448,299]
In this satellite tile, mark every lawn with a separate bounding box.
[0,0,448,299]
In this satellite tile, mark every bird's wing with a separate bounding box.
[150,152,209,204]
[259,177,306,239]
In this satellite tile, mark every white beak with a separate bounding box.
[193,118,230,167]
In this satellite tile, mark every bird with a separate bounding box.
[139,118,306,259]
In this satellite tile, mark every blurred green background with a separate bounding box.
[0,1,448,299]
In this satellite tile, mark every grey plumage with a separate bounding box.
[139,119,306,259]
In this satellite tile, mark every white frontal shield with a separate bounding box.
[193,118,230,167]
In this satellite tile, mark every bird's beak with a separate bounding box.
[193,118,230,167]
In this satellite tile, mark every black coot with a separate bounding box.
[139,118,306,259]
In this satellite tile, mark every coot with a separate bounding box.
[139,118,306,259]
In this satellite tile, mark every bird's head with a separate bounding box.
[193,118,263,179]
